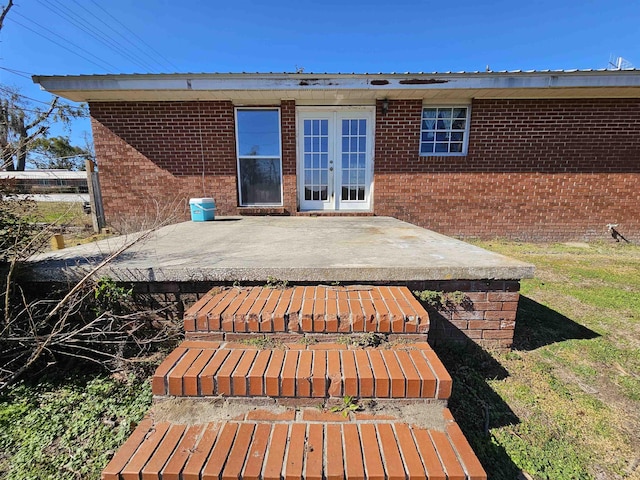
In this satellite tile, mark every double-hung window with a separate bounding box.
[420,106,470,155]
[235,108,283,206]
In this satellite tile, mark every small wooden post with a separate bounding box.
[85,159,105,233]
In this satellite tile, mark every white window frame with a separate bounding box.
[419,105,471,156]
[235,107,284,207]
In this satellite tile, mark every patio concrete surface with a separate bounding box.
[26,216,534,283]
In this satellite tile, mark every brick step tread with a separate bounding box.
[152,341,452,400]
[184,285,429,334]
[102,410,487,480]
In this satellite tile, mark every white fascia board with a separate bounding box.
[33,72,640,101]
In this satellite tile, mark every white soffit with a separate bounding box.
[32,71,640,102]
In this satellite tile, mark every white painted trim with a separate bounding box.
[34,71,640,103]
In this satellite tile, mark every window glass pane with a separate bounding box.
[351,119,358,134]
[437,119,451,130]
[342,137,349,152]
[435,143,449,152]
[321,120,328,135]
[304,119,311,135]
[453,108,467,118]
[436,132,450,141]
[452,119,466,130]
[423,108,437,119]
[450,143,463,152]
[422,119,436,130]
[421,131,434,142]
[237,110,280,156]
[304,154,311,168]
[239,157,282,204]
[358,137,366,151]
[342,120,349,135]
[421,142,434,154]
[437,109,452,119]
[342,154,349,168]
[451,132,464,141]
[359,119,366,133]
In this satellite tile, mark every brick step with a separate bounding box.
[102,408,486,480]
[184,285,429,335]
[152,341,452,400]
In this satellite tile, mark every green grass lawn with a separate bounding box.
[1,240,638,479]
[438,240,640,479]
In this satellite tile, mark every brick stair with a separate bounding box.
[102,286,487,479]
[152,341,452,400]
[102,408,485,480]
[184,286,429,337]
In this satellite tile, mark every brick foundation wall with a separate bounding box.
[407,280,520,351]
[374,98,640,241]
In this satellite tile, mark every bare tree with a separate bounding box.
[1,88,86,171]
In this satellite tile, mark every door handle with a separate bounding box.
[329,167,334,172]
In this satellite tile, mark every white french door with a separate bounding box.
[297,107,374,211]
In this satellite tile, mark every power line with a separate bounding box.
[39,0,157,72]
[0,66,31,79]
[89,0,179,72]
[72,0,173,72]
[7,17,113,71]
[12,11,119,71]
[37,0,160,73]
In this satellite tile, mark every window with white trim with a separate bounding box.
[235,108,283,206]
[420,106,470,155]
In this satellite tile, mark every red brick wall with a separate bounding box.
[92,97,640,240]
[90,100,297,231]
[374,98,640,241]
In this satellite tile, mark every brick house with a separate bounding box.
[34,70,640,241]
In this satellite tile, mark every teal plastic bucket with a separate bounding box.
[189,197,216,222]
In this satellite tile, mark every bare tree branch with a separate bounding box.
[0,0,13,32]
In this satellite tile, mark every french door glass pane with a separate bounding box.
[340,118,367,201]
[239,157,282,204]
[303,118,329,202]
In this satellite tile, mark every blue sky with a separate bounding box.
[1,0,638,148]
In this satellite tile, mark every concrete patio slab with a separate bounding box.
[25,216,534,283]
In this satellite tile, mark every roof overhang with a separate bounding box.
[32,71,640,104]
